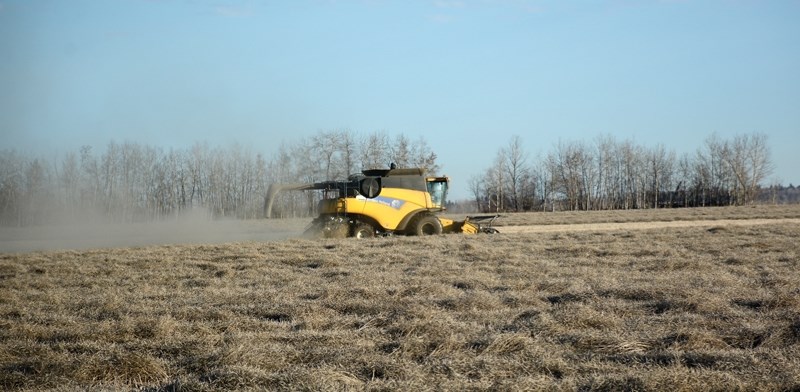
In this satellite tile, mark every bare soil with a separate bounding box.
[501,218,800,233]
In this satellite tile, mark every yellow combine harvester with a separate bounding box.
[265,167,499,238]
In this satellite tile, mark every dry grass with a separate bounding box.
[2,206,800,391]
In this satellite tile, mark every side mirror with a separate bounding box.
[359,177,381,198]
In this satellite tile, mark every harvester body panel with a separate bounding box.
[266,167,498,237]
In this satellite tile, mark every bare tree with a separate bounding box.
[410,136,440,175]
[337,129,358,176]
[723,133,772,205]
[548,141,594,211]
[676,152,693,207]
[468,175,486,212]
[391,134,412,168]
[20,159,46,225]
[745,133,773,203]
[700,133,734,206]
[488,150,506,212]
[619,140,644,209]
[647,144,675,208]
[311,131,341,181]
[503,135,528,212]
[59,151,80,219]
[594,134,617,210]
[359,131,391,170]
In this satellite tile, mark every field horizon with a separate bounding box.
[3,204,800,254]
[1,205,799,390]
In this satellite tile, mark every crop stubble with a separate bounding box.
[1,206,799,390]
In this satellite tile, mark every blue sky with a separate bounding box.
[1,0,799,199]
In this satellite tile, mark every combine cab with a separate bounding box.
[265,167,499,238]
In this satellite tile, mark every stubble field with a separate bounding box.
[1,205,800,391]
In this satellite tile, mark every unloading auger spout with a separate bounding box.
[264,177,382,219]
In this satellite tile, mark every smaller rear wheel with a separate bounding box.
[352,223,376,238]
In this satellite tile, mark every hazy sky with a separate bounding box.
[1,0,798,199]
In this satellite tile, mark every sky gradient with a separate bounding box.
[2,0,799,199]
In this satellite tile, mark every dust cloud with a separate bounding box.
[0,209,308,253]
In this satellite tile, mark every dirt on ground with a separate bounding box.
[500,218,800,233]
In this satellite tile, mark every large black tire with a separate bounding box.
[352,222,376,238]
[412,215,443,236]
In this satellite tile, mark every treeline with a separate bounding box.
[765,184,800,205]
[1,129,788,226]
[0,130,439,226]
[471,133,776,212]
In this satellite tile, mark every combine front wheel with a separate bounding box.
[413,215,443,236]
